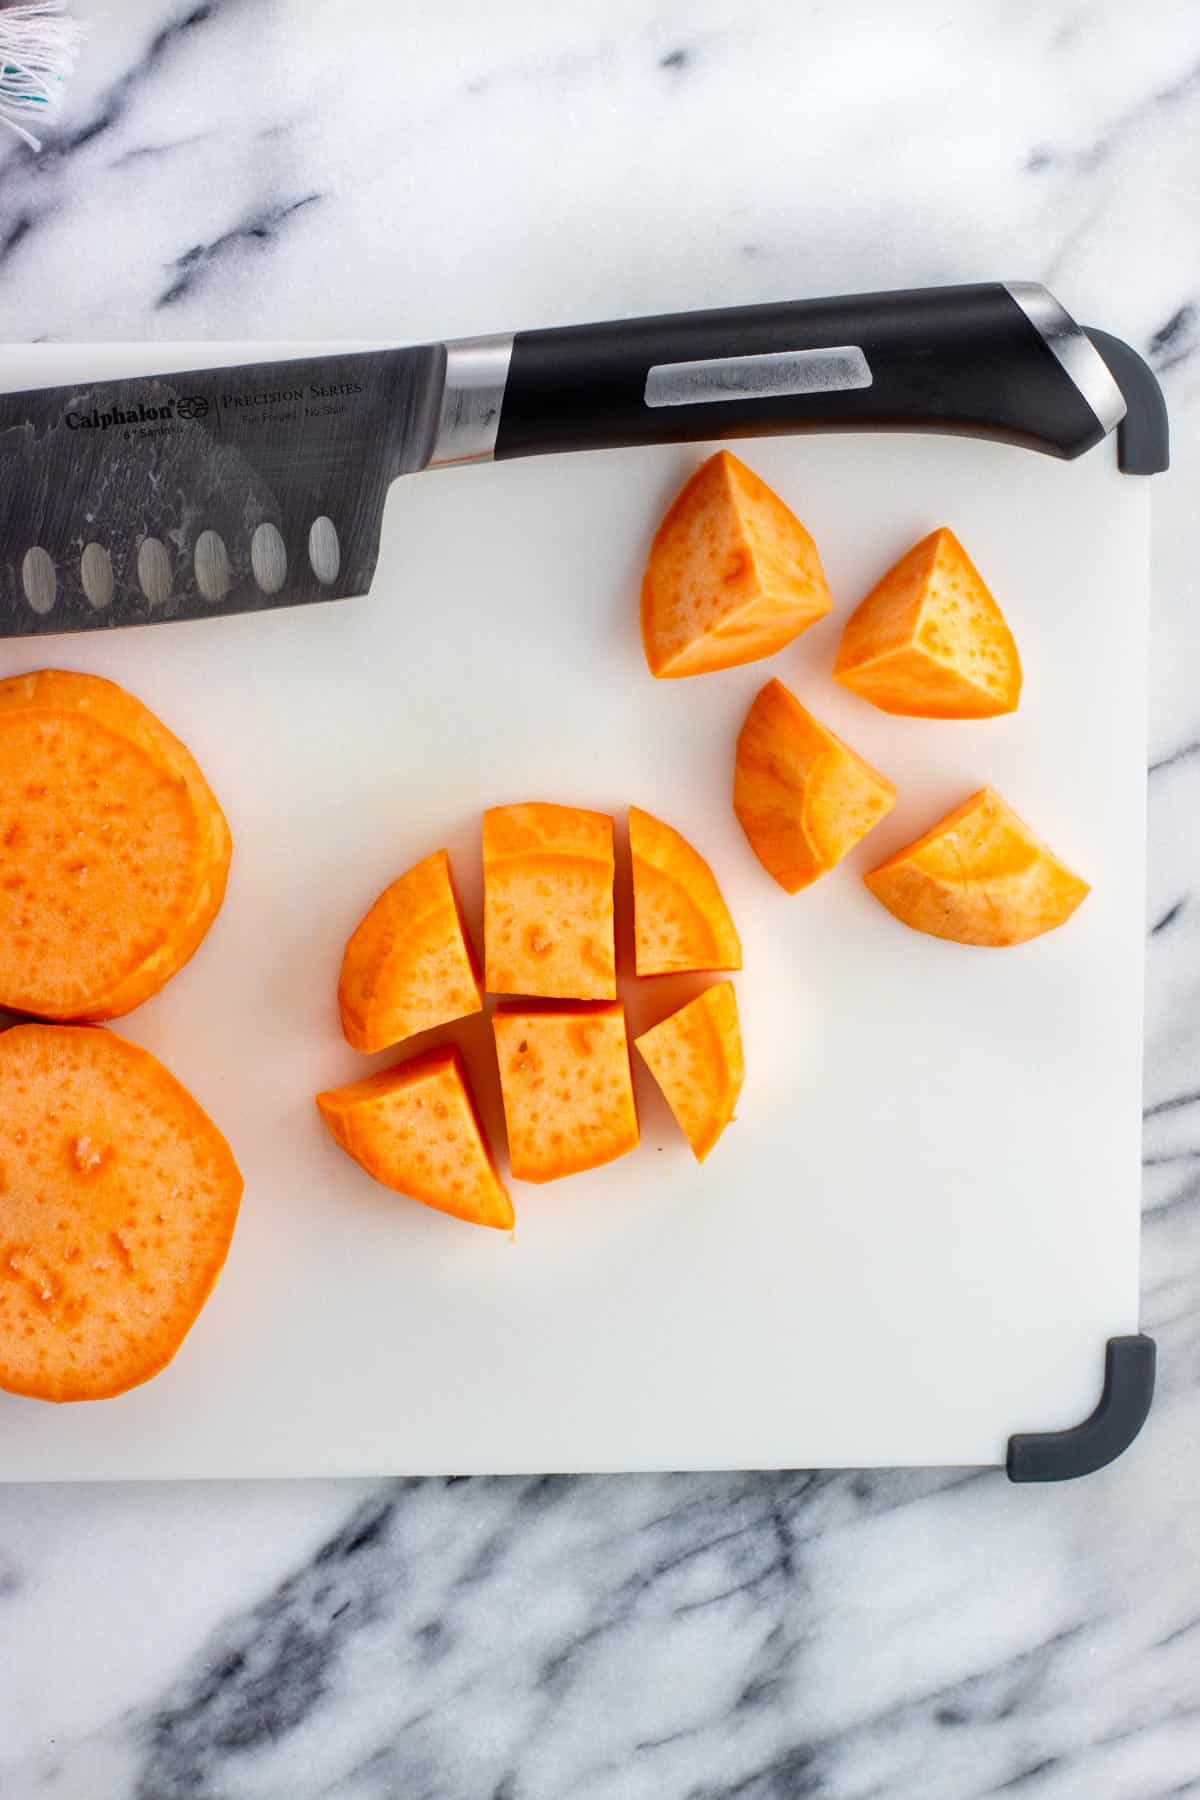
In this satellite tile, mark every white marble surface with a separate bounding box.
[0,1,1199,1794]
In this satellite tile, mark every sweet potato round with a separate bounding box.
[0,669,232,1020]
[0,1023,243,1402]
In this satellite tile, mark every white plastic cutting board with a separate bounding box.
[0,342,1148,1480]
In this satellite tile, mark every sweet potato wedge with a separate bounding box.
[864,788,1090,946]
[338,849,483,1054]
[834,528,1022,718]
[641,451,833,678]
[0,1023,243,1403]
[492,1002,639,1183]
[316,1045,512,1230]
[629,805,741,976]
[0,669,231,1021]
[734,679,896,892]
[483,802,616,1000]
[635,981,744,1163]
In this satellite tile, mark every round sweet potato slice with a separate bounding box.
[0,1023,243,1403]
[0,669,232,1021]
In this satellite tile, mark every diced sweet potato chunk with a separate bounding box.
[734,679,896,893]
[316,1045,513,1229]
[641,450,833,678]
[483,803,615,999]
[629,805,741,976]
[834,528,1022,718]
[338,849,482,1054]
[492,1002,639,1183]
[864,788,1089,946]
[635,981,744,1163]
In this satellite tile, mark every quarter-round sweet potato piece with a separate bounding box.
[0,1023,243,1403]
[338,849,483,1054]
[635,981,744,1163]
[734,679,896,893]
[641,450,833,678]
[630,806,741,977]
[834,528,1022,718]
[864,788,1090,946]
[492,1002,639,1183]
[484,802,616,1000]
[316,1045,512,1229]
[0,669,232,1021]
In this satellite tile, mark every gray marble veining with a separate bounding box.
[1,1,1200,1795]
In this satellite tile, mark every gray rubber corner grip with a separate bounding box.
[1083,329,1170,473]
[1007,1335,1157,1482]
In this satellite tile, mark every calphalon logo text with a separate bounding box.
[65,396,206,432]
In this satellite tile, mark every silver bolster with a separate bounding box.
[429,333,513,466]
[1004,282,1126,434]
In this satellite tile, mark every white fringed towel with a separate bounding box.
[0,1,83,152]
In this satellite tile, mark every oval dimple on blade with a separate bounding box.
[21,546,56,615]
[137,537,173,606]
[80,542,114,611]
[195,529,232,603]
[308,516,340,585]
[250,522,287,595]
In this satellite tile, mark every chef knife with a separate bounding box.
[0,284,1136,637]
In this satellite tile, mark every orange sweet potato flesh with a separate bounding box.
[316,1045,513,1230]
[0,1023,243,1403]
[865,788,1090,946]
[493,1002,639,1183]
[641,450,833,678]
[630,806,742,977]
[834,528,1022,718]
[0,669,232,1021]
[484,802,616,999]
[635,981,744,1163]
[734,679,896,893]
[338,849,483,1053]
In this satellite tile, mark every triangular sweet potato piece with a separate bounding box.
[734,679,895,893]
[635,982,744,1163]
[834,528,1021,718]
[641,451,832,678]
[316,1045,513,1229]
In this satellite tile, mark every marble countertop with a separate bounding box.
[1,2,1199,1795]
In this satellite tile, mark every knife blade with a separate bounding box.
[0,285,1131,639]
[0,345,446,635]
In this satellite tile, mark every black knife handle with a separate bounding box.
[488,283,1127,464]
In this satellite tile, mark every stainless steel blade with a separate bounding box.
[0,345,447,636]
